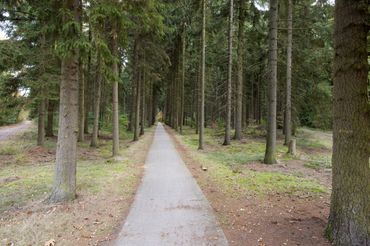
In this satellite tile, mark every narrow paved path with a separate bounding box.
[115,123,228,246]
[0,120,33,141]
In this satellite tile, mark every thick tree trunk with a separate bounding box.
[49,54,79,202]
[90,52,102,147]
[37,98,46,146]
[78,61,85,142]
[223,0,234,146]
[326,1,370,245]
[46,99,55,137]
[49,0,80,202]
[198,0,206,150]
[263,0,278,164]
[234,0,245,140]
[284,0,292,146]
[111,25,120,156]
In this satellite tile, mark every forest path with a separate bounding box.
[114,123,228,246]
[0,120,33,141]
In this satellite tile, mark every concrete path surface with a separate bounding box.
[115,123,228,246]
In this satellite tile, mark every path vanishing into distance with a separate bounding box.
[115,123,228,246]
[0,120,32,141]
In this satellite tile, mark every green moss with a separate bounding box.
[297,138,328,149]
[239,171,326,195]
[178,126,327,197]
[0,145,18,155]
[304,156,332,170]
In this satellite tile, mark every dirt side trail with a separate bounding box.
[0,121,33,141]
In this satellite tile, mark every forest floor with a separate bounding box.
[167,125,332,246]
[0,122,155,246]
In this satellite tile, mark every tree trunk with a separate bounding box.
[326,1,370,245]
[284,0,292,146]
[49,0,80,202]
[111,25,120,156]
[84,26,92,134]
[90,52,102,148]
[234,0,245,140]
[78,61,85,142]
[46,100,55,137]
[198,0,206,150]
[134,49,141,141]
[263,0,278,164]
[180,28,186,134]
[37,98,46,146]
[140,53,145,136]
[223,0,234,146]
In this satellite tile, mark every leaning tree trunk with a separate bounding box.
[284,0,292,146]
[37,98,46,146]
[326,1,370,245]
[48,0,80,203]
[263,0,278,164]
[111,25,120,156]
[90,52,102,148]
[78,60,85,142]
[198,0,206,150]
[223,0,234,146]
[234,0,245,140]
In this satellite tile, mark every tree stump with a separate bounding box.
[288,139,296,156]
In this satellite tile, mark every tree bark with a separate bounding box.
[111,25,120,156]
[284,0,292,146]
[37,98,46,146]
[326,1,370,245]
[134,47,141,141]
[46,100,55,137]
[78,60,85,142]
[223,0,234,146]
[180,28,186,134]
[234,0,245,140]
[198,0,206,150]
[90,52,102,148]
[49,0,80,202]
[263,0,278,164]
[140,53,145,136]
